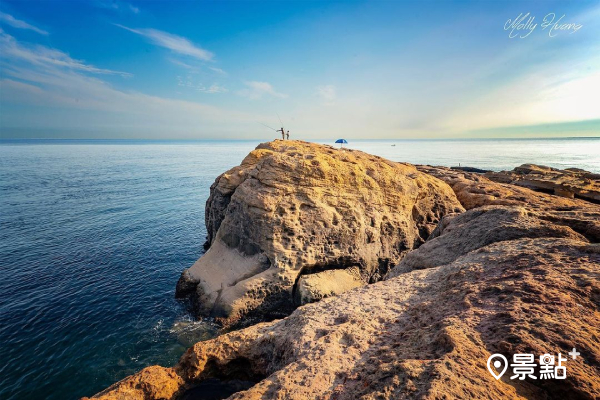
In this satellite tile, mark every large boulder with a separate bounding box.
[176,140,463,326]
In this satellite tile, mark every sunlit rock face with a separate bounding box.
[176,140,463,326]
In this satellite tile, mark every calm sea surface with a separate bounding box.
[1,138,599,400]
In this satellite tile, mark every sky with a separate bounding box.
[0,0,599,140]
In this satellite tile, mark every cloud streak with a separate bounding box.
[198,83,228,94]
[0,30,262,138]
[0,30,131,77]
[176,75,227,93]
[209,67,227,75]
[0,12,48,35]
[238,81,287,100]
[115,24,214,61]
[94,1,139,15]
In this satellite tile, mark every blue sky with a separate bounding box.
[0,0,599,139]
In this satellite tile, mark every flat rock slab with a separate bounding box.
[294,267,365,306]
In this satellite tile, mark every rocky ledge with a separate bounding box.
[87,144,599,400]
[485,164,600,204]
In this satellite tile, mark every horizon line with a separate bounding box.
[1,136,599,143]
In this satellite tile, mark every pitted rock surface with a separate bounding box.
[177,140,463,325]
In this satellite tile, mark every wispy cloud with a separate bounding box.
[199,83,227,94]
[115,24,214,61]
[209,67,227,76]
[176,75,227,93]
[170,59,198,71]
[0,30,131,77]
[94,1,139,15]
[169,59,227,76]
[0,30,260,138]
[316,84,336,105]
[0,12,48,35]
[238,81,287,100]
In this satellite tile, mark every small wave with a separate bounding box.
[153,319,164,332]
[169,317,219,348]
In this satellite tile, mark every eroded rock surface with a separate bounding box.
[417,165,584,211]
[89,207,600,399]
[387,205,588,277]
[82,366,183,400]
[416,165,600,243]
[177,140,463,326]
[294,266,365,306]
[485,164,600,203]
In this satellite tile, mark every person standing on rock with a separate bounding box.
[278,128,285,140]
[286,131,290,140]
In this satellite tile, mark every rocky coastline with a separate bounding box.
[86,140,599,400]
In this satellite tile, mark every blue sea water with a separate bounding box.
[0,138,599,400]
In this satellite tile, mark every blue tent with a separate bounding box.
[335,138,348,148]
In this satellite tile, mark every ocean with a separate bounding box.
[0,138,599,400]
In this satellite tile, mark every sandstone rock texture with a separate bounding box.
[82,366,183,400]
[387,205,588,277]
[176,140,463,326]
[416,165,590,211]
[295,266,365,305]
[89,151,600,400]
[485,164,600,203]
[89,211,599,399]
[416,165,600,243]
